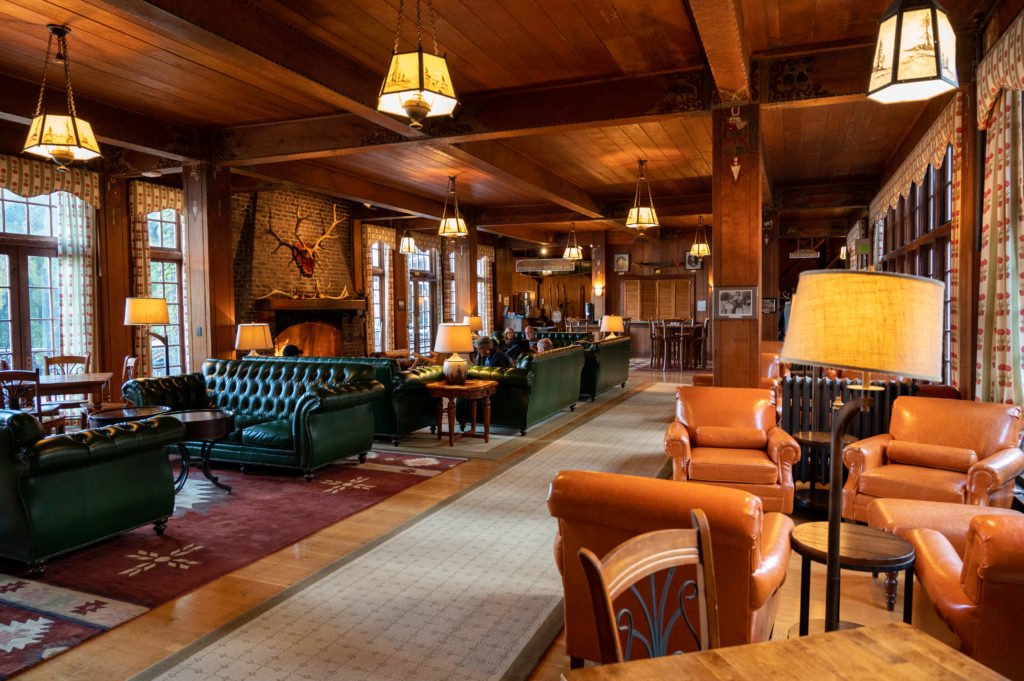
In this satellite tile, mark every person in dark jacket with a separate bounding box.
[474,336,511,368]
[506,326,536,361]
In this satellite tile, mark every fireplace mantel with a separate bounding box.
[255,298,367,312]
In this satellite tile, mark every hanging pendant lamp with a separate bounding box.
[690,215,711,258]
[625,159,659,229]
[378,0,458,128]
[562,222,584,261]
[399,229,417,254]
[867,0,957,104]
[438,176,468,237]
[23,25,101,171]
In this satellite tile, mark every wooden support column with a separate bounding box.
[761,210,780,341]
[453,226,479,322]
[957,33,979,399]
[590,231,607,320]
[95,175,133,394]
[495,246,514,326]
[393,249,409,350]
[182,157,234,362]
[711,104,762,387]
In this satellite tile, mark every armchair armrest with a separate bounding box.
[750,512,794,609]
[842,433,892,488]
[766,427,800,466]
[906,528,977,640]
[967,448,1024,505]
[664,421,691,480]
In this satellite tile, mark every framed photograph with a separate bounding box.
[715,286,758,319]
[503,296,510,306]
[762,297,777,314]
[397,299,407,311]
[685,253,703,270]
[613,253,630,272]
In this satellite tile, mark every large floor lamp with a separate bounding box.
[780,270,944,632]
[124,297,169,376]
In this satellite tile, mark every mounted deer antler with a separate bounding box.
[267,205,342,277]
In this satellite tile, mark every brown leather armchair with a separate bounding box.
[842,396,1024,522]
[548,470,793,667]
[665,387,801,513]
[907,514,1024,680]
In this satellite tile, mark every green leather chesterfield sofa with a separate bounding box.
[496,331,592,348]
[579,336,632,400]
[0,410,184,574]
[123,357,382,480]
[466,344,585,434]
[290,356,443,445]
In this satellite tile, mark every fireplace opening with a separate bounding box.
[275,321,344,357]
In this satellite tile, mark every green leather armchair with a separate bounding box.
[123,357,383,480]
[0,409,184,574]
[579,336,632,400]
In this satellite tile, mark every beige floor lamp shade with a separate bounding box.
[780,270,944,633]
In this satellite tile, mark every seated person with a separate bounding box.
[474,336,511,368]
[282,344,303,357]
[498,327,517,352]
[507,326,536,361]
[536,337,553,353]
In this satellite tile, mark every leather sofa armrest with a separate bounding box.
[664,421,692,480]
[749,512,794,609]
[906,528,977,639]
[842,433,892,487]
[469,366,530,387]
[967,448,1024,504]
[299,382,384,413]
[766,426,799,466]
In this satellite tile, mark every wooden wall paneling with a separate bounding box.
[762,210,780,341]
[622,280,641,320]
[591,230,607,319]
[453,226,478,321]
[495,247,514,317]
[712,103,761,388]
[95,174,133,394]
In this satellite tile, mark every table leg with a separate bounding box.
[484,394,491,443]
[470,399,478,435]
[883,572,898,611]
[200,441,232,493]
[799,555,811,636]
[174,443,192,493]
[903,565,914,624]
[446,396,456,446]
[435,396,443,441]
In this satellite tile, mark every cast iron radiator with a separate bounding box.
[779,376,914,484]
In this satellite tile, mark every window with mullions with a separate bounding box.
[407,248,437,354]
[147,209,185,377]
[476,256,491,333]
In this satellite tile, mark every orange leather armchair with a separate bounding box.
[548,470,793,666]
[665,387,801,513]
[842,396,1024,522]
[907,514,1024,680]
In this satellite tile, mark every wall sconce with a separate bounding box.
[593,284,604,297]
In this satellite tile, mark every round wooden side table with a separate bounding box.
[88,405,172,428]
[168,408,235,493]
[792,431,856,512]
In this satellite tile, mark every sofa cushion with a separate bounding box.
[689,447,778,485]
[696,426,767,449]
[859,464,966,503]
[242,419,293,450]
[887,440,977,472]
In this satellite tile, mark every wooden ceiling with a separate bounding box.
[0,0,995,243]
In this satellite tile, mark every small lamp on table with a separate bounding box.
[235,323,274,357]
[434,323,474,385]
[463,315,484,339]
[600,314,624,339]
[780,270,943,632]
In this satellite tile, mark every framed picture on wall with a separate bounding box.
[397,299,406,311]
[685,253,703,270]
[762,297,777,314]
[715,286,757,319]
[613,254,630,272]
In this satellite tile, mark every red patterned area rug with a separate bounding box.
[0,451,463,679]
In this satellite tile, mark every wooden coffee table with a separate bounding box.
[791,521,915,636]
[168,408,235,493]
[425,379,498,446]
[88,405,171,428]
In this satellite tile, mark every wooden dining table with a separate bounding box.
[561,622,1007,680]
[38,372,114,409]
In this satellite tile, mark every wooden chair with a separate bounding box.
[662,319,683,370]
[44,354,92,412]
[97,356,140,411]
[579,509,719,664]
[686,319,708,369]
[0,369,65,432]
[648,320,664,369]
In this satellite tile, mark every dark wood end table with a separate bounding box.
[168,408,235,493]
[791,521,915,637]
[792,431,856,512]
[425,380,498,446]
[88,405,171,428]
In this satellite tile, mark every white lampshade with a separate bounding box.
[867,0,958,104]
[434,323,474,354]
[23,114,101,167]
[625,206,659,229]
[377,50,458,127]
[438,216,468,237]
[462,315,483,332]
[124,297,169,326]
[781,270,943,381]
[600,315,624,334]
[235,323,274,353]
[399,230,417,254]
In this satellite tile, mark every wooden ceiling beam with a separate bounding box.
[686,0,751,99]
[0,73,199,160]
[759,46,876,110]
[476,224,557,246]
[775,180,876,212]
[231,162,447,219]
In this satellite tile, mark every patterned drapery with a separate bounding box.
[975,92,1024,404]
[977,10,1024,130]
[364,224,397,352]
[0,154,101,207]
[56,192,95,364]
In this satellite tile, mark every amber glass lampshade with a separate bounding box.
[867,0,957,104]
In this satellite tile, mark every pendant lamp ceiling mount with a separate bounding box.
[562,221,584,261]
[438,176,468,238]
[625,159,659,230]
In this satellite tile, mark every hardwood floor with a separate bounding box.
[21,368,916,680]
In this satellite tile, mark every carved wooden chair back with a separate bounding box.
[44,354,90,375]
[123,355,138,382]
[579,509,719,665]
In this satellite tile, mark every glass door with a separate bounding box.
[0,253,11,369]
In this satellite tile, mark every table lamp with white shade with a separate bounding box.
[780,270,943,633]
[600,314,624,338]
[124,297,169,344]
[463,315,483,338]
[435,323,474,384]
[235,323,274,357]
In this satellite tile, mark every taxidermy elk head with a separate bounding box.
[268,205,342,277]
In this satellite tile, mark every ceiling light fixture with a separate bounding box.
[867,0,957,104]
[437,176,468,238]
[562,222,584,261]
[690,215,711,258]
[378,0,458,128]
[625,159,659,229]
[399,229,417,254]
[23,25,101,171]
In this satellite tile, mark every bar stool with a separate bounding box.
[687,319,708,369]
[648,320,664,369]
[662,319,683,370]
